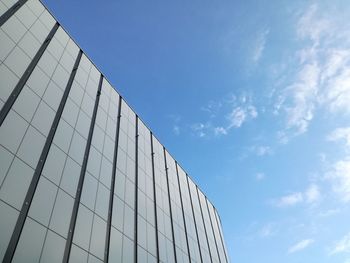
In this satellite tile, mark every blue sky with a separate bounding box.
[43,0,350,262]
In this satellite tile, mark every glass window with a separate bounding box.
[69,82,85,107]
[109,227,122,262]
[89,215,106,259]
[40,230,65,263]
[28,176,57,226]
[31,100,55,136]
[0,64,19,102]
[54,27,69,47]
[43,82,63,111]
[73,204,93,250]
[15,5,36,29]
[81,173,98,210]
[60,50,76,72]
[0,29,16,62]
[112,197,124,231]
[99,157,112,189]
[38,10,55,31]
[103,136,114,162]
[42,144,66,185]
[123,205,134,240]
[0,146,14,186]
[53,119,74,153]
[13,218,46,263]
[38,49,57,78]
[0,200,19,260]
[12,85,40,123]
[18,30,40,59]
[91,125,104,152]
[60,157,81,196]
[69,244,88,263]
[69,131,86,165]
[50,189,74,238]
[26,66,50,97]
[76,111,91,139]
[87,146,102,179]
[51,64,70,91]
[4,46,31,78]
[95,183,109,220]
[30,19,49,45]
[122,236,134,263]
[17,125,45,168]
[62,98,79,128]
[26,0,45,16]
[0,157,33,209]
[47,37,65,61]
[2,15,27,42]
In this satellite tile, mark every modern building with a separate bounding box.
[0,0,229,262]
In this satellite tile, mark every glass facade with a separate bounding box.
[0,0,229,262]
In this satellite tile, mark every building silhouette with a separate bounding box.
[0,0,229,262]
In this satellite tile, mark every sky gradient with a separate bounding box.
[42,0,350,262]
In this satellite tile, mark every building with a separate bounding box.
[0,0,229,262]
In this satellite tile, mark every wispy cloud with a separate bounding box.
[330,232,350,255]
[288,239,314,254]
[259,222,276,238]
[252,29,269,64]
[328,127,350,149]
[251,145,273,156]
[273,4,350,141]
[272,184,320,207]
[191,93,258,138]
[326,158,350,203]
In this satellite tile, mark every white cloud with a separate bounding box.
[274,192,303,207]
[288,239,314,254]
[252,146,273,156]
[273,4,350,141]
[252,29,269,64]
[272,184,320,207]
[193,94,258,138]
[326,158,350,203]
[305,184,321,204]
[328,127,350,148]
[330,232,350,255]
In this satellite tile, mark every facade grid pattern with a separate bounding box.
[0,0,230,262]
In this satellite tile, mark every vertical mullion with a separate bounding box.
[175,162,191,262]
[186,175,203,263]
[196,186,213,263]
[0,0,28,27]
[0,22,59,126]
[104,95,122,262]
[134,116,139,263]
[163,147,177,263]
[150,133,160,262]
[62,73,104,262]
[205,198,221,263]
[3,49,83,263]
[214,209,229,263]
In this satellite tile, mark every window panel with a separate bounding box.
[89,215,106,260]
[69,244,88,263]
[0,157,33,209]
[26,66,50,97]
[50,189,74,238]
[12,85,40,123]
[28,176,57,226]
[0,64,19,102]
[31,100,55,136]
[2,15,27,42]
[73,204,93,250]
[4,46,31,78]
[40,230,65,263]
[42,144,66,185]
[15,5,36,29]
[0,200,19,260]
[18,30,40,59]
[60,157,81,197]
[0,29,15,62]
[12,218,46,263]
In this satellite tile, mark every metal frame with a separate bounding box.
[205,197,221,263]
[196,186,213,263]
[150,133,160,262]
[3,49,83,262]
[163,147,178,263]
[104,95,122,262]
[0,22,59,126]
[134,116,139,263]
[175,162,191,262]
[186,175,204,263]
[62,73,104,262]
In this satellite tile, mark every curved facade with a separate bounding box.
[0,1,229,262]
